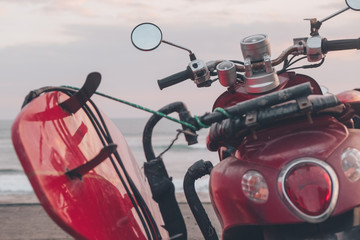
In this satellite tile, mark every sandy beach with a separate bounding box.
[0,193,222,240]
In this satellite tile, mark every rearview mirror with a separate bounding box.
[131,23,163,51]
[346,0,360,10]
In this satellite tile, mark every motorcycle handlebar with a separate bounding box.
[157,37,360,90]
[197,82,314,127]
[157,66,193,90]
[322,38,360,54]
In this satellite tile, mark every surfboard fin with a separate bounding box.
[66,143,117,180]
[60,72,101,114]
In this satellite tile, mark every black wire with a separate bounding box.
[210,71,218,77]
[86,98,162,239]
[81,102,154,240]
[278,55,325,75]
[80,90,162,239]
[157,130,182,159]
[278,55,300,75]
[282,55,290,69]
[283,55,295,69]
[285,58,325,72]
[286,56,307,68]
[237,74,245,82]
[230,60,244,65]
[62,89,155,239]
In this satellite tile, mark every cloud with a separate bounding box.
[0,0,359,120]
[42,0,91,14]
[0,7,6,16]
[2,15,359,120]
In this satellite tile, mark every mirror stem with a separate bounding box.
[319,6,349,23]
[162,40,196,60]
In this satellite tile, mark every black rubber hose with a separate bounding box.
[143,101,194,160]
[144,158,186,240]
[207,94,341,151]
[143,101,192,240]
[183,160,218,240]
[197,82,313,127]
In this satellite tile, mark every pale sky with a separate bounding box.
[0,0,359,119]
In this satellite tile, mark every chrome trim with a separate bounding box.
[277,158,339,223]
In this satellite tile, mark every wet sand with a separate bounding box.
[0,193,222,240]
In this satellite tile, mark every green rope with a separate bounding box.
[194,115,210,129]
[61,85,197,131]
[214,107,233,118]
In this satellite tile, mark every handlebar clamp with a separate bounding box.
[188,59,210,87]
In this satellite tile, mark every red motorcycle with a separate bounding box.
[11,0,360,239]
[131,0,360,239]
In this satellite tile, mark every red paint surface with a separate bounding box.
[208,73,360,234]
[12,91,167,240]
[212,72,322,110]
[210,116,360,231]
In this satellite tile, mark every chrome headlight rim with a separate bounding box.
[278,158,339,223]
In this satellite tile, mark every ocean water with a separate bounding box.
[0,118,218,196]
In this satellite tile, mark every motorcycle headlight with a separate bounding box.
[341,148,360,182]
[278,158,338,223]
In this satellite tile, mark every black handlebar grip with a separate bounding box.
[322,38,360,54]
[157,66,192,90]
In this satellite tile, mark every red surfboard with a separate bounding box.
[11,85,167,239]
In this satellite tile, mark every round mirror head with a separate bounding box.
[346,0,360,10]
[131,23,163,51]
